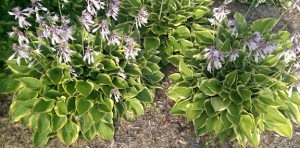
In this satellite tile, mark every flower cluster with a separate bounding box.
[244,32,277,63]
[204,46,225,73]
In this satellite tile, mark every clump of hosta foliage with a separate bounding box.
[135,0,213,64]
[0,0,163,147]
[225,0,295,8]
[167,4,300,146]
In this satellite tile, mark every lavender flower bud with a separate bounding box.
[86,0,105,16]
[227,49,239,62]
[204,46,225,73]
[213,5,230,23]
[107,30,121,46]
[110,88,120,102]
[135,7,149,28]
[92,20,110,40]
[107,0,120,21]
[81,10,95,32]
[124,37,141,60]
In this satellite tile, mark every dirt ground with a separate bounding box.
[1,1,300,147]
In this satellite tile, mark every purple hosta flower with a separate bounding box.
[279,50,296,63]
[117,68,126,79]
[92,20,110,40]
[204,46,225,73]
[8,7,32,28]
[83,45,99,64]
[208,18,217,26]
[9,44,32,66]
[213,5,230,23]
[37,20,51,38]
[124,37,141,60]
[70,67,78,77]
[227,49,239,62]
[252,42,277,63]
[30,0,48,21]
[60,16,75,42]
[107,30,121,46]
[244,32,261,51]
[135,7,149,28]
[288,80,300,98]
[228,20,238,37]
[8,27,29,46]
[81,10,95,32]
[50,24,62,45]
[107,0,120,21]
[110,88,120,102]
[57,43,74,63]
[86,0,105,16]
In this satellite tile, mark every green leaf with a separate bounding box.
[193,112,209,130]
[46,67,64,84]
[173,26,190,39]
[224,70,237,88]
[198,80,215,96]
[95,122,114,140]
[82,125,97,140]
[76,80,93,96]
[125,64,142,76]
[6,59,32,74]
[97,74,113,85]
[63,81,77,96]
[33,130,50,147]
[170,99,191,114]
[79,114,94,132]
[15,88,38,101]
[206,78,222,94]
[227,103,242,117]
[144,37,160,50]
[19,77,42,91]
[136,88,153,103]
[211,97,228,111]
[179,60,193,80]
[194,31,214,44]
[112,76,128,89]
[0,78,20,94]
[145,71,165,83]
[234,12,247,29]
[99,98,114,112]
[206,116,218,132]
[204,100,217,116]
[54,101,68,116]
[66,97,76,113]
[125,98,144,115]
[229,90,243,104]
[33,98,55,113]
[9,101,31,122]
[76,97,93,115]
[40,75,53,85]
[168,73,183,82]
[167,86,193,101]
[57,120,80,145]
[88,105,103,122]
[237,85,252,100]
[51,115,67,131]
[252,18,277,34]
[101,59,118,70]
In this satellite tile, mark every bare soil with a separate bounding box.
[1,1,300,147]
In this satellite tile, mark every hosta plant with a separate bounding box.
[225,0,295,8]
[0,0,163,147]
[167,5,300,147]
[134,0,213,64]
